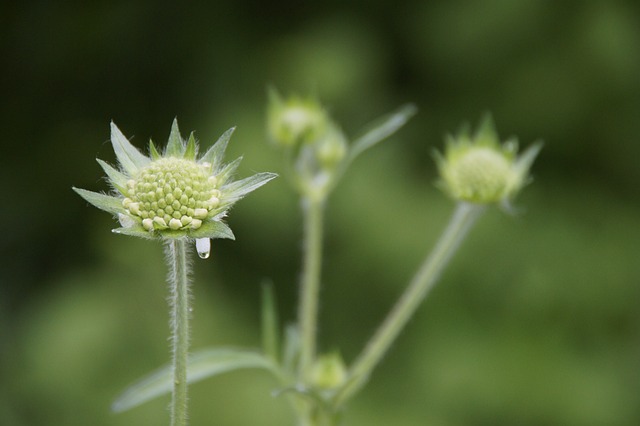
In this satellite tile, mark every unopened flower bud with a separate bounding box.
[435,115,541,205]
[310,352,347,390]
[267,90,328,147]
[316,126,347,170]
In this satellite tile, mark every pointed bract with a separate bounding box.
[110,122,149,175]
[97,159,129,194]
[223,172,278,203]
[112,226,156,239]
[149,140,162,160]
[199,127,235,171]
[184,133,198,160]
[165,118,184,158]
[73,187,126,215]
[190,220,235,240]
[216,156,243,185]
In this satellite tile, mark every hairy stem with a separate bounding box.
[336,202,484,406]
[297,196,325,381]
[166,239,191,426]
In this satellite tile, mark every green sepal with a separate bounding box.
[513,141,543,185]
[96,159,129,194]
[189,220,235,240]
[148,139,162,160]
[216,156,243,185]
[347,103,417,164]
[110,122,150,175]
[474,112,498,146]
[73,187,126,215]
[199,127,235,171]
[111,348,277,413]
[165,118,184,158]
[223,172,278,203]
[183,132,198,160]
[111,226,156,239]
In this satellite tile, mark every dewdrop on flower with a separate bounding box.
[73,119,277,257]
[435,115,541,206]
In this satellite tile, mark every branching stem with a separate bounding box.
[335,202,484,406]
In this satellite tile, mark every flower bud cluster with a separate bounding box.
[122,158,220,232]
[267,89,348,198]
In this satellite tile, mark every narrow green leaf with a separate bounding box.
[189,220,235,240]
[282,324,301,374]
[223,172,278,203]
[184,132,198,160]
[149,139,161,160]
[110,122,150,175]
[73,187,125,215]
[165,118,184,157]
[199,127,236,171]
[112,348,276,413]
[261,282,280,361]
[348,103,417,163]
[96,159,129,194]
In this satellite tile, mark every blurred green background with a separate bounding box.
[2,1,639,425]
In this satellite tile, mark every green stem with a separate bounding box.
[335,202,484,406]
[297,196,325,381]
[167,239,191,426]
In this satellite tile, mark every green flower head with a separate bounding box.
[435,114,542,206]
[74,120,277,252]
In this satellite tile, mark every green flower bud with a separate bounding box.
[73,119,277,252]
[310,352,347,390]
[435,115,541,205]
[315,125,347,170]
[267,89,328,147]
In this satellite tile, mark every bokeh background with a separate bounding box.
[2,1,639,425]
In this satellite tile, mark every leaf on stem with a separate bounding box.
[261,282,280,361]
[347,103,417,164]
[111,348,278,413]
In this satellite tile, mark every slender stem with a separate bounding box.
[166,239,191,426]
[297,196,325,381]
[335,202,484,406]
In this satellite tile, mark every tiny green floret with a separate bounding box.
[74,119,277,244]
[435,114,541,205]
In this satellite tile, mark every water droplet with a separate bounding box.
[195,238,211,259]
